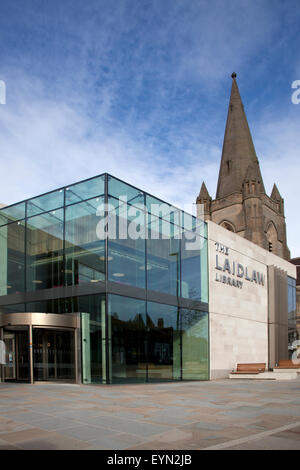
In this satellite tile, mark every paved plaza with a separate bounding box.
[1,379,300,450]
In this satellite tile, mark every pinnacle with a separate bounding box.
[216,74,265,198]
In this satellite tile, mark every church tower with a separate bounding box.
[197,73,290,260]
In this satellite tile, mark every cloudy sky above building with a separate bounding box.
[0,0,299,256]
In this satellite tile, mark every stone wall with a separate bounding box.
[207,221,295,379]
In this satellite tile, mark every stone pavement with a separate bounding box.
[1,379,300,450]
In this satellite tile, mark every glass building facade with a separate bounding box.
[0,173,209,384]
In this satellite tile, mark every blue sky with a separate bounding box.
[0,0,299,256]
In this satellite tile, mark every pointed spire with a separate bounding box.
[197,181,211,220]
[216,73,265,199]
[271,183,282,201]
[198,181,210,200]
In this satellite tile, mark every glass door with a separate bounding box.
[33,328,75,382]
[15,329,30,381]
[3,333,16,380]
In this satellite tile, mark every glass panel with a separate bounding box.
[26,210,64,291]
[182,211,199,231]
[108,294,147,383]
[146,195,181,226]
[77,295,105,384]
[0,202,25,225]
[0,303,26,314]
[26,298,64,314]
[181,309,209,380]
[181,231,206,301]
[33,328,75,381]
[16,328,30,381]
[65,197,105,285]
[27,189,64,217]
[65,174,105,205]
[147,302,180,381]
[108,175,144,207]
[108,197,146,289]
[147,216,180,296]
[3,333,16,380]
[0,221,25,296]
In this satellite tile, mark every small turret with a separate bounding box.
[196,182,211,220]
[271,183,284,215]
[243,162,263,197]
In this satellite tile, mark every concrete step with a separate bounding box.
[229,370,298,380]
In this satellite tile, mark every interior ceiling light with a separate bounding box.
[32,280,43,284]
[113,273,125,277]
[139,265,152,270]
[99,255,113,261]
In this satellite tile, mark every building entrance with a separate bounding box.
[3,328,29,382]
[0,312,80,384]
[33,328,75,382]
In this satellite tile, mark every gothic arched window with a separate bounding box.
[220,221,235,233]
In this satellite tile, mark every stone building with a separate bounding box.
[197,73,290,261]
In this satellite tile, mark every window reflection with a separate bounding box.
[0,221,25,295]
[0,202,25,226]
[65,197,105,285]
[27,190,64,217]
[147,216,180,296]
[181,308,209,380]
[108,175,144,208]
[65,175,105,205]
[147,302,180,381]
[108,197,146,289]
[26,210,64,291]
[108,295,147,383]
[181,231,202,300]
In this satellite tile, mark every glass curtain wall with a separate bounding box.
[108,295,209,383]
[0,173,209,384]
[0,174,106,295]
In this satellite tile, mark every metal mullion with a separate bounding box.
[64,193,105,210]
[63,188,66,287]
[179,235,183,381]
[144,192,149,384]
[0,173,106,211]
[24,201,27,308]
[105,174,109,384]
[26,206,64,223]
[0,217,26,229]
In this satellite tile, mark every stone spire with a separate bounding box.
[271,183,284,215]
[197,181,211,201]
[271,183,282,201]
[196,182,211,219]
[216,73,265,199]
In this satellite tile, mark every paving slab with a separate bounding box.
[1,379,300,450]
